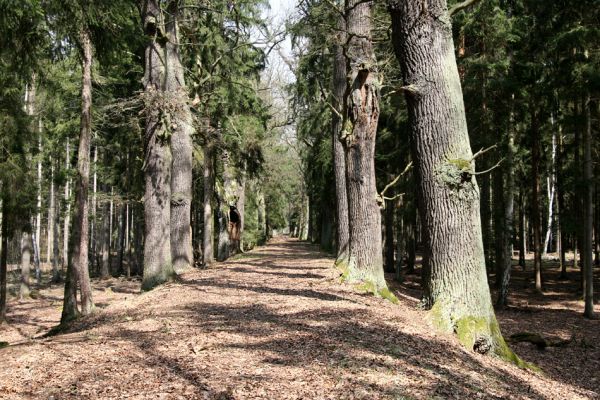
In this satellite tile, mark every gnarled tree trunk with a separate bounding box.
[341,0,387,291]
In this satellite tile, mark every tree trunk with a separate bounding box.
[100,198,110,278]
[237,173,246,252]
[49,161,60,282]
[61,27,96,323]
[116,203,126,275]
[165,1,194,274]
[389,0,514,357]
[90,145,97,272]
[384,199,395,273]
[20,230,32,299]
[141,1,175,290]
[543,120,557,256]
[518,190,526,267]
[341,0,386,291]
[557,121,567,279]
[0,208,7,324]
[496,99,515,308]
[63,139,71,269]
[531,105,543,292]
[332,17,349,264]
[583,92,594,318]
[203,141,215,266]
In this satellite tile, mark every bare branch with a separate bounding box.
[473,159,504,176]
[380,161,413,197]
[471,144,497,161]
[449,0,482,17]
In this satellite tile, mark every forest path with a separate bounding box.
[0,236,596,399]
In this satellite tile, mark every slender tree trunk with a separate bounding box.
[49,161,60,282]
[531,105,543,292]
[141,0,175,290]
[257,188,266,241]
[341,0,387,291]
[52,191,60,283]
[61,27,95,323]
[543,122,557,256]
[165,1,193,273]
[496,98,515,307]
[384,199,395,273]
[583,92,594,318]
[394,200,405,282]
[238,173,246,252]
[203,142,214,266]
[100,198,110,278]
[557,122,567,279]
[90,145,97,272]
[116,203,126,275]
[20,230,32,299]
[389,0,513,356]
[332,17,349,264]
[0,208,7,324]
[63,139,71,269]
[518,190,526,268]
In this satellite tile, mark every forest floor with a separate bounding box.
[0,237,599,400]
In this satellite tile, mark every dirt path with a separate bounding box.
[0,237,598,399]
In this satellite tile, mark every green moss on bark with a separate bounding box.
[429,301,539,370]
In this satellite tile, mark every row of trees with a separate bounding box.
[290,0,598,357]
[0,0,303,325]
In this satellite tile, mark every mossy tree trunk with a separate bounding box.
[341,0,387,291]
[389,0,514,357]
[141,0,175,290]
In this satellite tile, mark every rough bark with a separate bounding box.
[61,27,96,322]
[583,93,594,318]
[332,17,349,264]
[389,0,515,358]
[20,230,32,299]
[203,142,215,266]
[141,0,175,290]
[341,0,387,291]
[165,1,194,274]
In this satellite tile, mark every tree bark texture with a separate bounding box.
[141,0,175,290]
[62,27,95,320]
[332,18,349,265]
[341,0,386,290]
[165,1,194,274]
[389,0,513,357]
